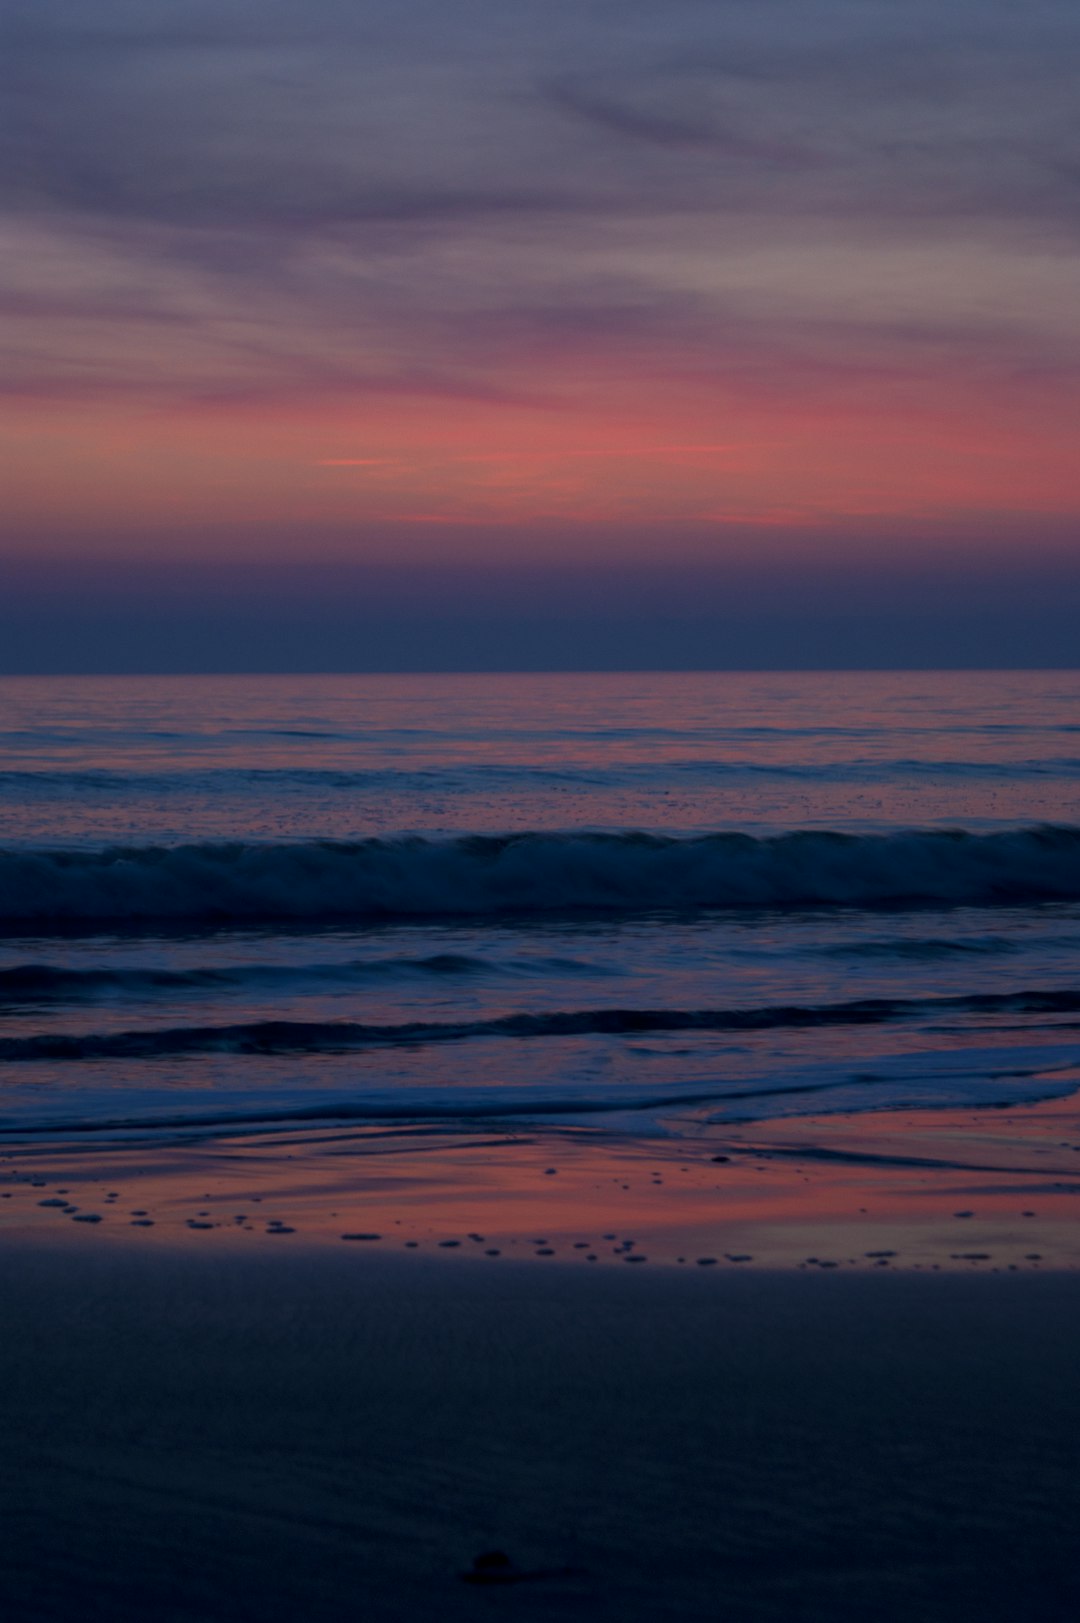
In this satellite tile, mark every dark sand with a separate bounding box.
[4,1099,1080,1621]
[2,1243,1080,1622]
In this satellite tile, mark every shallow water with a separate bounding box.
[1,670,1078,1141]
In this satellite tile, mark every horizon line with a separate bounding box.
[1,664,1079,680]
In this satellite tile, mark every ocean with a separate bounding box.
[2,668,1079,1145]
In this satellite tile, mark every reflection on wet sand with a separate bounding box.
[5,1091,1080,1272]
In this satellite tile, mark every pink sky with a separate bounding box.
[3,0,1079,664]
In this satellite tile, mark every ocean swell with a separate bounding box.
[0,952,599,1004]
[3,825,1080,928]
[2,987,1079,1063]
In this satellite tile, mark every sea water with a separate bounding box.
[1,669,1079,1142]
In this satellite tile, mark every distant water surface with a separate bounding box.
[1,670,1078,1143]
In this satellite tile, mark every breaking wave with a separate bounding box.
[3,825,1080,929]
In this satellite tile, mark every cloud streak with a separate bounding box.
[3,0,1080,574]
[7,0,1080,238]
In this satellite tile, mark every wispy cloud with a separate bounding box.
[4,0,1080,553]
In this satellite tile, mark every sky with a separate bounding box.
[2,0,1079,670]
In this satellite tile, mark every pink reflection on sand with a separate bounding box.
[5,1092,1080,1272]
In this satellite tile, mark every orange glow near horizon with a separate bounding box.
[5,349,1080,562]
[6,0,1080,630]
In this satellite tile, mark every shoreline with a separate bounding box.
[4,1089,1080,1270]
[5,1094,1080,1618]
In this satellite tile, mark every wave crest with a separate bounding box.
[3,825,1080,927]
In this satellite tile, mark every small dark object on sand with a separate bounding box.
[460,1550,584,1587]
[462,1551,518,1585]
[711,1155,731,1163]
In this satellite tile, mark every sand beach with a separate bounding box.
[3,1098,1080,1622]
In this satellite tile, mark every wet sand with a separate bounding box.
[3,1098,1080,1620]
[5,1090,1080,1270]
